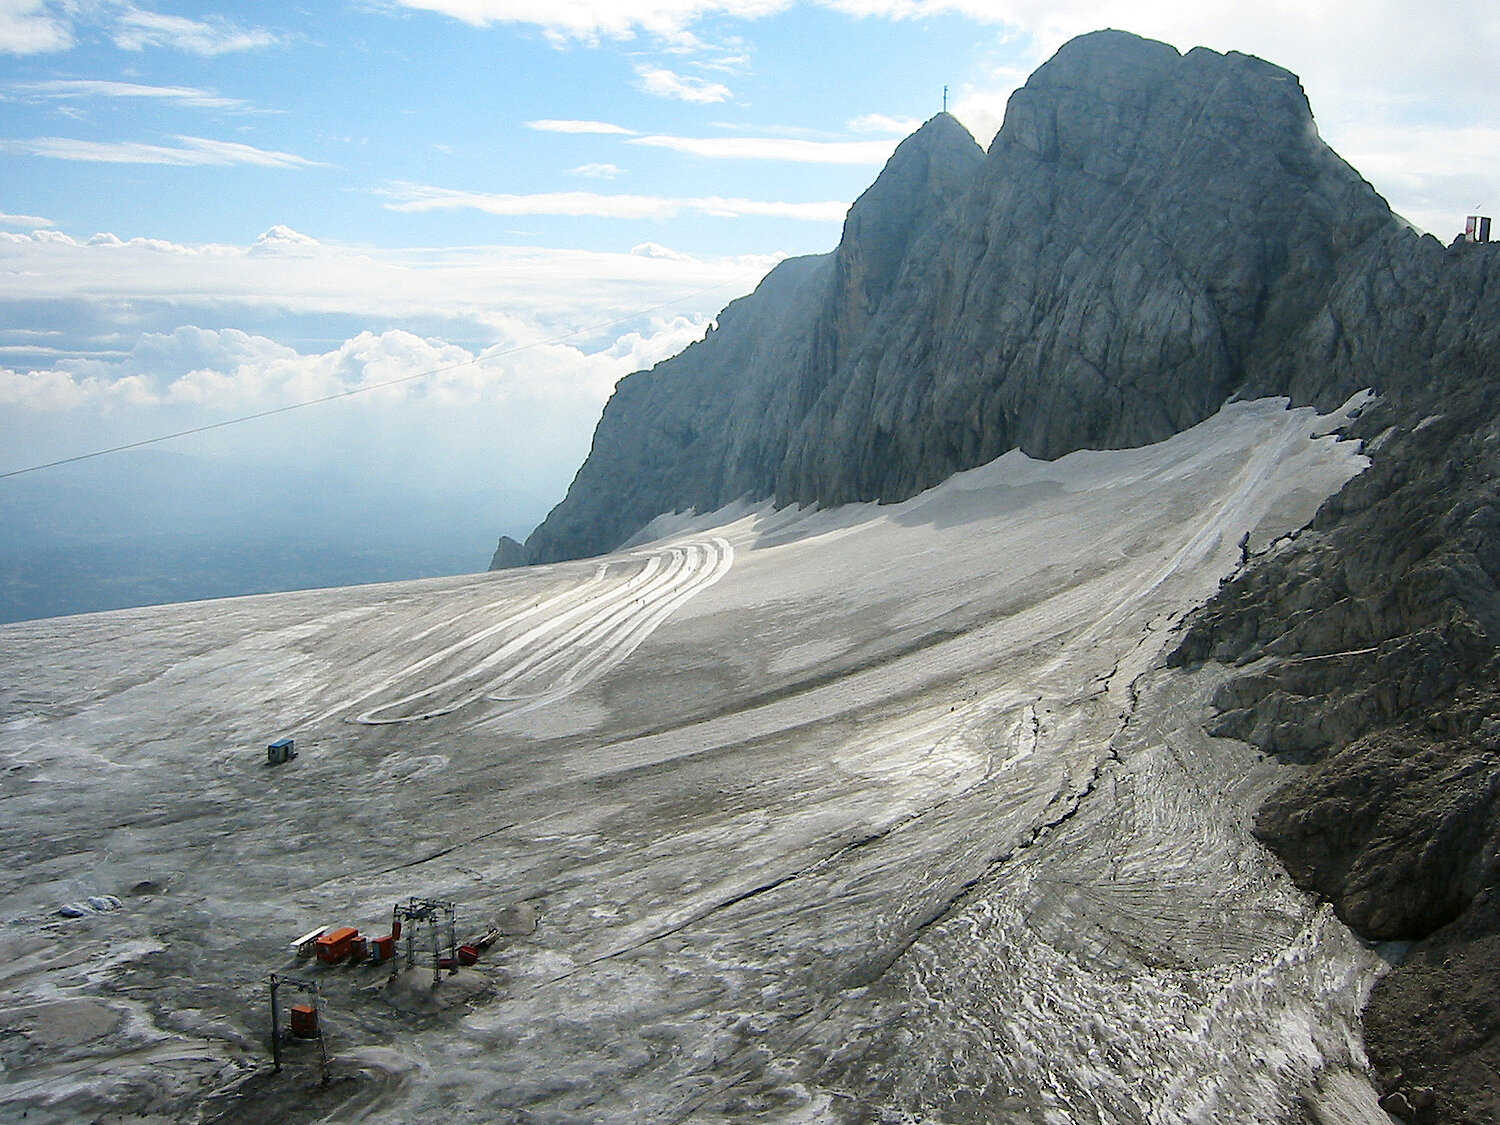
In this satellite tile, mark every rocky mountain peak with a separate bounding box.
[990,31,1389,261]
[997,29,1183,163]
[830,112,984,356]
[843,112,982,231]
[518,28,1414,561]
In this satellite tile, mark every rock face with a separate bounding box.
[506,28,1500,1123]
[523,112,985,564]
[1169,297,1500,1124]
[521,29,1406,564]
[488,535,527,570]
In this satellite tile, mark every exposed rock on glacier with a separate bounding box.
[1172,318,1500,1124]
[487,534,527,570]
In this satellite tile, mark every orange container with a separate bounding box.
[315,926,359,964]
[457,944,479,966]
[289,1004,319,1038]
[370,934,396,963]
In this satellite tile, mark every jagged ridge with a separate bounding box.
[520,112,984,565]
[519,29,1405,565]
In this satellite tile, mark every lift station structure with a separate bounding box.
[392,897,458,984]
[268,972,329,1082]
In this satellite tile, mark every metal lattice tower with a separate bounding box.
[392,897,458,985]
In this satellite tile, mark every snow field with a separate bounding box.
[0,397,1388,1124]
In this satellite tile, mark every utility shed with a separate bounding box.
[315,926,359,963]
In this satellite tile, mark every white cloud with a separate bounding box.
[14,79,250,110]
[0,320,718,420]
[0,3,280,57]
[391,0,790,43]
[629,133,898,164]
[111,7,281,55]
[0,209,53,228]
[570,162,622,179]
[696,50,751,73]
[0,225,785,358]
[847,113,922,135]
[250,224,327,255]
[634,64,731,103]
[630,241,693,260]
[527,119,639,135]
[0,134,325,168]
[0,0,72,54]
[378,182,848,220]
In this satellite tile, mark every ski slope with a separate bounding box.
[0,396,1391,1125]
[340,537,734,725]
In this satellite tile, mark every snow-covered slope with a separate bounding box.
[0,397,1384,1124]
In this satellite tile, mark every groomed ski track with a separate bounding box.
[341,537,734,725]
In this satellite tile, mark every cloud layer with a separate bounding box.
[15,78,250,109]
[0,225,780,498]
[110,7,282,54]
[0,225,783,351]
[1,318,712,499]
[0,134,322,167]
[392,0,789,42]
[0,2,280,56]
[378,183,848,220]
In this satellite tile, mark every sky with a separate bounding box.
[1,0,1496,527]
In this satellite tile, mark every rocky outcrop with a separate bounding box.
[521,29,1409,564]
[523,112,985,563]
[521,251,839,564]
[488,535,527,570]
[1169,247,1500,1123]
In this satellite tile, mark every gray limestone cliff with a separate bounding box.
[522,110,985,564]
[521,29,1405,564]
[1168,242,1500,1124]
[488,535,527,571]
